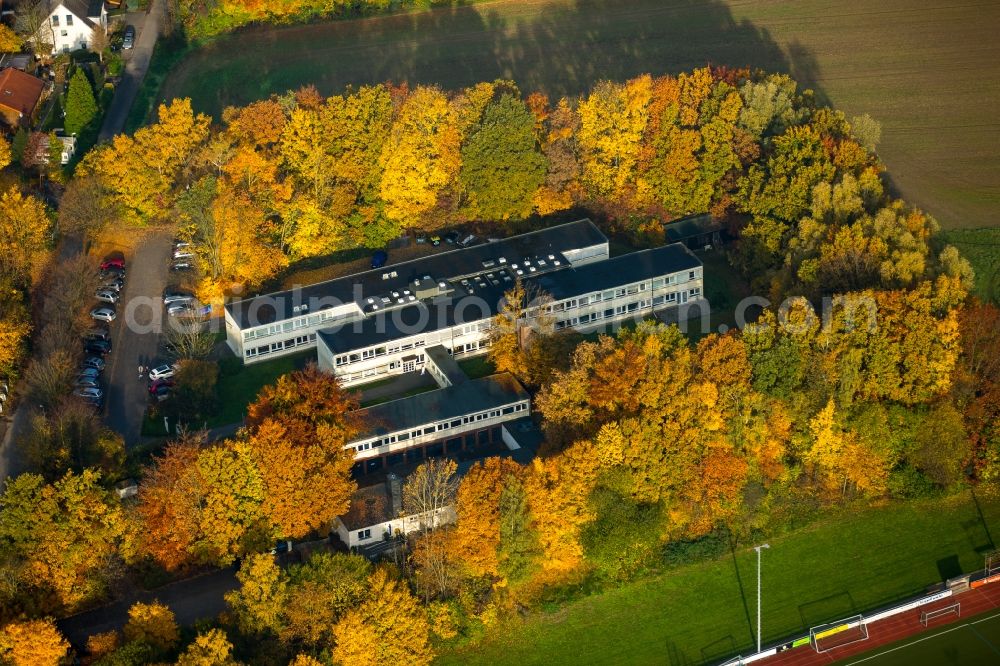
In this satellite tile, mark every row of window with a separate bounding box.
[51,14,74,26]
[243,333,316,359]
[350,402,529,453]
[242,308,345,342]
[545,271,699,314]
[552,288,701,330]
[334,325,492,368]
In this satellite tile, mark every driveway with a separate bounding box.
[57,566,238,647]
[98,0,164,140]
[103,231,172,445]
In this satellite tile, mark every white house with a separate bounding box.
[34,0,107,54]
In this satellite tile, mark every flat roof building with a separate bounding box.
[224,219,609,365]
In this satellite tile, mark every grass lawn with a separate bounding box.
[943,228,1000,304]
[208,350,312,427]
[458,355,496,380]
[437,489,1000,666]
[156,0,1000,231]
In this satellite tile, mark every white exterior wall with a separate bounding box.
[235,301,361,364]
[43,3,106,54]
[323,264,704,387]
[348,396,530,461]
[334,506,456,549]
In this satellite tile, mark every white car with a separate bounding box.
[163,290,194,306]
[95,289,119,304]
[73,386,104,400]
[167,303,196,317]
[149,363,178,381]
[90,306,116,322]
[173,249,195,260]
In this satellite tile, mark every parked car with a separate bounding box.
[149,364,177,381]
[100,267,125,281]
[77,367,101,379]
[95,289,119,304]
[173,240,191,250]
[151,384,173,402]
[84,328,110,342]
[122,25,135,50]
[90,306,116,322]
[457,233,478,248]
[430,234,442,246]
[81,356,106,371]
[173,249,195,260]
[90,305,118,322]
[163,290,194,305]
[73,387,104,400]
[167,303,196,318]
[415,233,427,244]
[100,258,125,271]
[170,259,193,272]
[371,250,388,269]
[74,376,101,389]
[84,339,112,356]
[444,230,461,244]
[148,379,174,395]
[100,277,125,292]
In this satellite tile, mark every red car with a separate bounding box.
[100,258,125,271]
[147,378,175,395]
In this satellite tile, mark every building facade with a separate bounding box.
[224,219,609,364]
[316,243,705,387]
[346,371,531,474]
[35,0,107,54]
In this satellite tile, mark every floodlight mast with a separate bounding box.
[754,543,770,654]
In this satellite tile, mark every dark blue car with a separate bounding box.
[371,250,388,269]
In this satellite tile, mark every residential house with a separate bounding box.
[34,0,107,54]
[0,66,44,127]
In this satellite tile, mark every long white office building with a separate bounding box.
[223,219,609,364]
[223,219,706,387]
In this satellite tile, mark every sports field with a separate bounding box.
[435,490,1000,666]
[840,611,1000,666]
[156,0,1000,232]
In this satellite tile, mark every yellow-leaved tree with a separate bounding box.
[0,618,69,666]
[123,600,179,651]
[379,86,460,226]
[333,568,433,666]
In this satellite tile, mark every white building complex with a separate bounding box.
[224,219,706,387]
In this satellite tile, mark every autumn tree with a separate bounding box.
[332,568,433,666]
[0,186,51,287]
[404,458,459,601]
[0,25,22,52]
[123,601,179,653]
[450,456,524,579]
[577,75,652,197]
[225,552,287,637]
[280,552,371,649]
[176,628,236,666]
[379,86,460,227]
[0,470,129,614]
[245,364,361,538]
[23,398,125,481]
[0,618,69,666]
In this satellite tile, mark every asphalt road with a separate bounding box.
[58,566,238,647]
[103,231,172,445]
[99,0,164,140]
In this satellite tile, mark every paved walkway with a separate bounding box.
[57,565,238,648]
[98,0,164,140]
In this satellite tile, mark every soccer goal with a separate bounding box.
[921,602,961,627]
[810,615,869,653]
[986,550,1000,577]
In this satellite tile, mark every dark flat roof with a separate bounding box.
[355,373,529,440]
[319,244,701,353]
[226,219,607,329]
[424,345,468,386]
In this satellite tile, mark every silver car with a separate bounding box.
[95,289,119,304]
[90,306,116,322]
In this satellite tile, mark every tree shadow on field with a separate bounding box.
[161,0,827,119]
[798,590,856,630]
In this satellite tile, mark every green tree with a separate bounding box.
[64,69,98,136]
[459,94,547,220]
